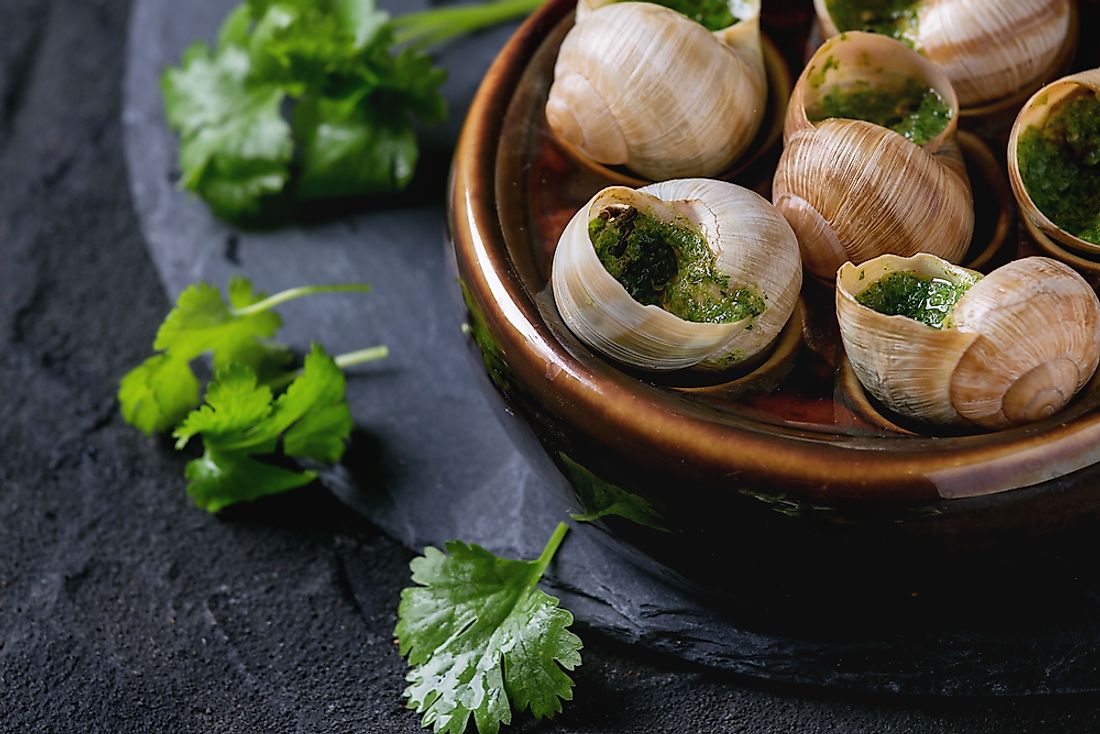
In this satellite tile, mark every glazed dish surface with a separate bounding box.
[451,0,1100,510]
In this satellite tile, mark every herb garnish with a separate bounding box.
[163,0,540,220]
[119,277,386,510]
[397,522,583,734]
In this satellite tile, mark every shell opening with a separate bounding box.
[1014,87,1100,247]
[799,33,955,148]
[587,199,767,325]
[820,0,920,44]
[852,269,974,329]
[579,0,751,31]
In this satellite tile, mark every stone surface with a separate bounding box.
[121,0,1100,698]
[4,0,1100,730]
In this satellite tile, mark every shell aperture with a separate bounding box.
[824,0,919,43]
[1017,89,1100,246]
[589,205,766,324]
[854,270,977,329]
[552,180,802,373]
[620,0,740,31]
[807,77,952,147]
[837,254,1100,429]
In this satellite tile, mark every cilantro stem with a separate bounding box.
[531,522,570,580]
[266,345,389,390]
[391,0,543,50]
[230,284,373,318]
[334,345,391,370]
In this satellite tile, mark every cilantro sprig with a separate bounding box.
[119,277,386,511]
[163,0,541,220]
[120,278,374,434]
[397,522,582,734]
[175,344,359,511]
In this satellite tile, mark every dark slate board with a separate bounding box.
[123,0,1100,695]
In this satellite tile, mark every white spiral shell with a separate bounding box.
[545,1,766,180]
[837,254,1100,429]
[552,178,802,372]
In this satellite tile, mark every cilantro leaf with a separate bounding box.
[118,279,374,436]
[559,454,670,532]
[118,355,201,436]
[183,449,316,512]
[154,277,289,374]
[173,363,275,448]
[292,93,419,199]
[163,0,538,220]
[161,43,292,218]
[397,523,582,734]
[174,344,353,512]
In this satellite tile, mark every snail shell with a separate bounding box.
[552,178,802,372]
[1008,69,1100,255]
[772,32,974,281]
[545,1,766,180]
[837,254,1100,429]
[814,0,1073,108]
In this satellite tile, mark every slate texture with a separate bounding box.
[4,0,1100,730]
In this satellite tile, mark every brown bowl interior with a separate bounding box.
[450,0,1100,510]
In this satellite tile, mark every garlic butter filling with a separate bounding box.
[589,205,766,324]
[854,270,976,329]
[1018,89,1100,246]
[824,0,920,44]
[612,0,740,30]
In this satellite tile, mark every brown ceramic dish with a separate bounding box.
[449,0,1100,576]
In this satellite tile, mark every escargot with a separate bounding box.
[772,32,974,281]
[552,179,802,372]
[813,0,1074,109]
[1008,69,1100,254]
[836,253,1100,429]
[545,1,766,180]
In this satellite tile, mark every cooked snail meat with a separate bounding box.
[552,179,802,372]
[620,0,740,30]
[590,205,766,324]
[837,254,1100,429]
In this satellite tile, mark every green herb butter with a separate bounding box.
[809,78,951,146]
[825,0,920,44]
[590,205,765,324]
[1018,91,1100,245]
[617,0,739,31]
[855,270,972,328]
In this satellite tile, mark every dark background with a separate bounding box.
[4,0,1100,731]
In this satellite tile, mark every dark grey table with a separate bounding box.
[4,0,1100,730]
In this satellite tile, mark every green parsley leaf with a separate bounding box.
[162,0,538,220]
[154,277,290,375]
[184,449,317,513]
[174,344,353,511]
[559,454,670,532]
[118,354,201,436]
[292,93,419,199]
[397,522,582,734]
[118,278,373,436]
[161,43,292,219]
